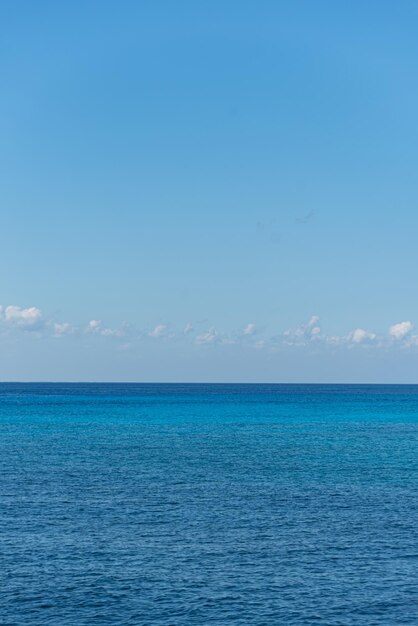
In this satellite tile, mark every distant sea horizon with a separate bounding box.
[3,380,418,385]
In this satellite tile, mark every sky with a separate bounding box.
[2,0,418,382]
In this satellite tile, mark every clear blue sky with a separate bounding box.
[2,1,418,381]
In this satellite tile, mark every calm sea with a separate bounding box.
[1,383,417,625]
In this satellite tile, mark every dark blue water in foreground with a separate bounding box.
[1,383,418,625]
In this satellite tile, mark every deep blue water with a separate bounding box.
[1,383,418,625]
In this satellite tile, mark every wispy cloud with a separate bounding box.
[195,327,218,345]
[149,324,167,338]
[85,319,125,337]
[283,315,321,345]
[53,322,74,337]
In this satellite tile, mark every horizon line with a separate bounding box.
[1,381,418,386]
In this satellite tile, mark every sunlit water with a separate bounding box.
[1,383,418,625]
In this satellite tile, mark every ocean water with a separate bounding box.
[1,383,418,625]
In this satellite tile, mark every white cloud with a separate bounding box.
[86,319,125,338]
[101,327,123,337]
[149,324,167,338]
[53,322,74,337]
[87,319,102,332]
[389,321,413,340]
[308,315,320,327]
[195,327,218,345]
[349,328,377,344]
[3,305,43,330]
[221,337,236,345]
[4,304,418,357]
[283,315,321,345]
[406,334,418,347]
[325,336,342,346]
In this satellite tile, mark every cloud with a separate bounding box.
[101,327,124,337]
[389,321,413,340]
[149,324,167,338]
[308,315,320,327]
[325,335,344,346]
[195,327,218,345]
[53,322,74,337]
[349,328,377,344]
[4,302,418,357]
[87,319,102,332]
[283,315,321,345]
[406,335,418,347]
[2,305,43,330]
[85,319,125,338]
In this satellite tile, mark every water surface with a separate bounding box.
[1,383,417,625]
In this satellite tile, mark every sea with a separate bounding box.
[1,383,417,625]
